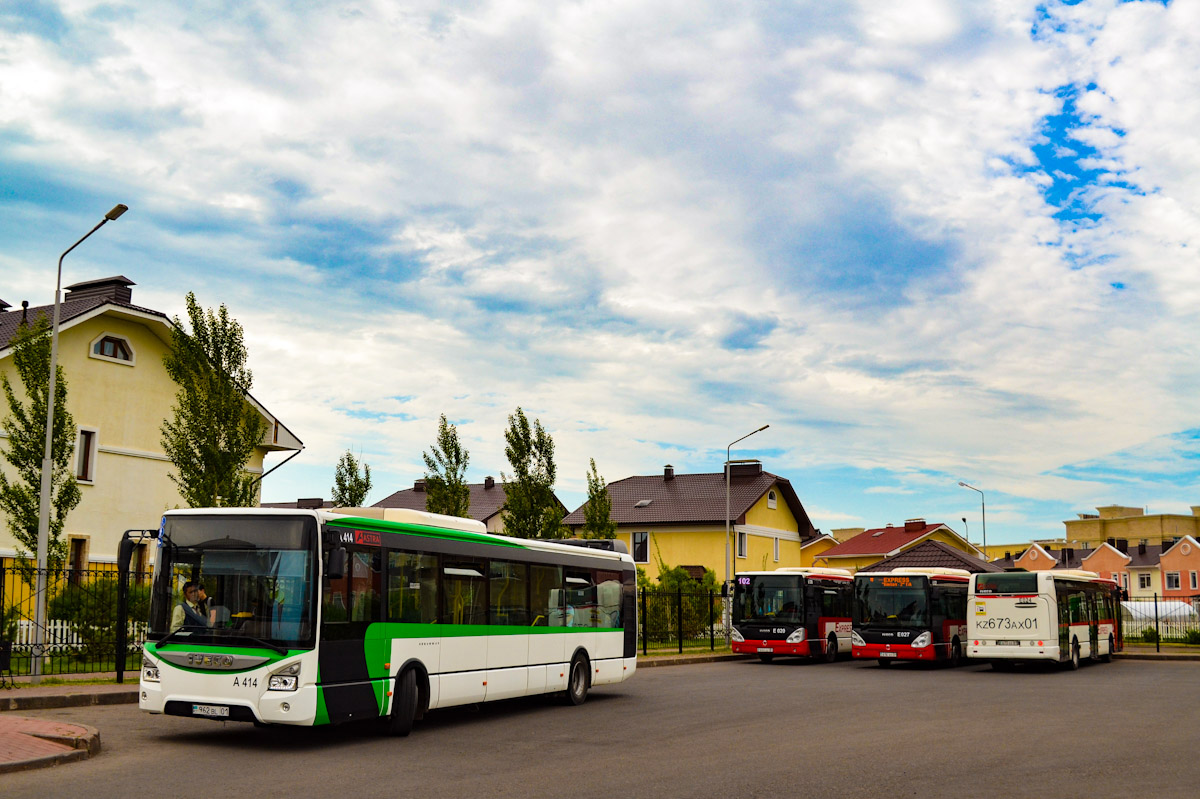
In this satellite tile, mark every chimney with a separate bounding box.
[484,476,495,490]
[904,518,926,533]
[1065,547,1074,563]
[1117,538,1128,554]
[1004,551,1011,560]
[414,479,426,492]
[1138,542,1146,556]
[0,299,10,312]
[1107,537,1115,548]
[63,275,135,304]
[664,464,675,480]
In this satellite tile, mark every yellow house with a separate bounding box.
[0,276,302,570]
[1063,505,1200,551]
[812,518,985,573]
[562,463,833,585]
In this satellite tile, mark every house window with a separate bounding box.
[1191,571,1198,591]
[76,428,97,482]
[1138,573,1151,590]
[1166,572,1181,591]
[737,531,748,559]
[68,537,87,585]
[632,532,648,564]
[767,490,777,510]
[1122,573,1129,590]
[773,538,780,562]
[94,336,131,360]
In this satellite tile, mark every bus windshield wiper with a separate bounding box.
[153,629,192,648]
[232,634,289,655]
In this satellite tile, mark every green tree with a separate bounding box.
[0,315,80,570]
[500,407,563,539]
[331,449,372,507]
[160,292,268,508]
[580,458,616,539]
[422,414,471,517]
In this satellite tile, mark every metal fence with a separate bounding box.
[0,564,152,678]
[637,589,726,655]
[1121,594,1200,649]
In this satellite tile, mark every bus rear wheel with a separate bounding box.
[566,654,589,706]
[1101,634,1114,663]
[948,641,963,668]
[387,668,418,737]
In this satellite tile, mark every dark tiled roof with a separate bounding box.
[1,296,169,351]
[372,480,561,524]
[861,540,1002,573]
[561,470,815,535]
[819,522,948,558]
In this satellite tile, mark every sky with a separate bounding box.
[3,0,1200,548]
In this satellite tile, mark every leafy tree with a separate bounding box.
[0,315,80,571]
[331,449,372,507]
[580,458,616,539]
[500,407,563,539]
[422,414,471,517]
[160,292,268,508]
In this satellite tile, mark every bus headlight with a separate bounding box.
[731,627,745,643]
[851,630,865,647]
[141,657,160,683]
[267,662,301,692]
[911,632,932,649]
[786,628,806,644]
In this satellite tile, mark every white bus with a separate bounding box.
[140,507,637,734]
[967,570,1121,670]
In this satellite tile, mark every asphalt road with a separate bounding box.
[5,657,1197,798]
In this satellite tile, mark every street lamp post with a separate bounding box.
[725,424,768,644]
[31,204,128,682]
[958,481,986,558]
[962,517,969,546]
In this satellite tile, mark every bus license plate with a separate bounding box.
[996,640,1021,647]
[879,652,897,658]
[192,704,230,718]
[757,647,773,653]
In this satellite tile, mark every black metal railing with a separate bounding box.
[1121,594,1200,651]
[0,564,153,678]
[637,589,725,655]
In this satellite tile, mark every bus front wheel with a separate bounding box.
[388,668,419,737]
[824,635,838,663]
[948,641,963,668]
[1101,634,1114,663]
[566,654,590,706]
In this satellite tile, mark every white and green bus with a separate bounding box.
[139,507,637,734]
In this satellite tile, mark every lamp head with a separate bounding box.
[105,204,129,221]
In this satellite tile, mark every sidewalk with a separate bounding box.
[0,645,1193,773]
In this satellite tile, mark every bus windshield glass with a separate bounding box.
[733,575,804,624]
[149,515,318,648]
[855,574,930,628]
[973,573,1038,595]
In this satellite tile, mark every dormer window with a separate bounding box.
[767,490,777,510]
[89,333,135,365]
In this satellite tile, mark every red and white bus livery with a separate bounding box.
[731,568,853,663]
[852,568,971,667]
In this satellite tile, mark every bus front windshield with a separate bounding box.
[733,576,804,624]
[149,515,318,648]
[855,575,930,628]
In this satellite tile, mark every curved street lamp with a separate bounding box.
[31,204,128,682]
[958,481,986,558]
[725,424,768,644]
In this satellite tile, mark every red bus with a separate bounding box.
[852,567,970,667]
[731,567,853,663]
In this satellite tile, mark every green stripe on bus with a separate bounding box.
[326,516,528,548]
[145,642,300,673]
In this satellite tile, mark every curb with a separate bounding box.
[0,688,140,713]
[639,654,751,667]
[1114,651,1200,662]
[0,721,101,774]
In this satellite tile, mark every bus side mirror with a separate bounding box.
[327,546,347,581]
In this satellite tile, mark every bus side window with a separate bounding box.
[490,561,530,626]
[531,565,562,627]
[387,550,438,624]
[443,559,488,625]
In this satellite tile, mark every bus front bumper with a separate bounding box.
[732,639,815,657]
[853,643,937,661]
[968,641,1059,661]
[140,678,319,726]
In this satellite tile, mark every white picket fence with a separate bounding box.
[11,619,148,648]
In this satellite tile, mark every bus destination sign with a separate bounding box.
[880,576,913,588]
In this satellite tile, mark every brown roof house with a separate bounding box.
[812,519,984,574]
[373,475,566,535]
[861,540,1004,574]
[1,276,302,570]
[562,463,832,585]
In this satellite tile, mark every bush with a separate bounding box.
[1184,629,1200,645]
[1142,628,1158,644]
[47,578,150,656]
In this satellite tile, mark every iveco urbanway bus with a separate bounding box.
[140,507,637,734]
[967,569,1121,670]
[731,567,853,662]
[852,567,970,667]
